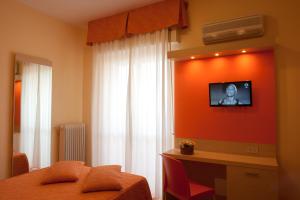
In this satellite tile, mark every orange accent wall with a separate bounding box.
[14,81,21,133]
[175,51,276,144]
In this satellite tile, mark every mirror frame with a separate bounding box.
[12,53,52,176]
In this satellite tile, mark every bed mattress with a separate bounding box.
[0,166,152,200]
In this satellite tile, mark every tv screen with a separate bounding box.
[209,81,252,106]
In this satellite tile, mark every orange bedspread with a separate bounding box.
[0,166,152,200]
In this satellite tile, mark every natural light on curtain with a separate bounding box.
[20,62,52,170]
[91,29,174,198]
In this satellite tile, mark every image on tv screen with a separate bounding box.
[209,81,252,106]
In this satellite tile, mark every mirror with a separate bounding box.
[12,54,52,176]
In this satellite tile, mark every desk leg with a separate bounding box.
[162,168,166,200]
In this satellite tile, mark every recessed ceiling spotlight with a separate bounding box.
[214,53,220,57]
[210,33,218,38]
[190,56,196,59]
[241,50,247,53]
[237,29,246,35]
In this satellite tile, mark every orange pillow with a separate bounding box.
[41,161,84,185]
[82,165,122,193]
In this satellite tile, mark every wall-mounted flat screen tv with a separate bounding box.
[209,81,252,107]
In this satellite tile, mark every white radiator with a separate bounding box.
[59,123,86,162]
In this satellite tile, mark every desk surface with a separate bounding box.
[163,149,278,170]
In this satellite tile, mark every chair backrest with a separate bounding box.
[162,154,191,200]
[12,152,29,176]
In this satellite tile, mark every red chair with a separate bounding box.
[162,154,215,200]
[12,152,29,176]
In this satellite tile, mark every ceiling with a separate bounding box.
[18,0,163,28]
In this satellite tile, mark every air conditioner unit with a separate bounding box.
[202,15,264,45]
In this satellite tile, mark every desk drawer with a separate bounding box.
[227,166,278,200]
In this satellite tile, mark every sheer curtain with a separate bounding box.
[20,62,52,170]
[92,29,174,198]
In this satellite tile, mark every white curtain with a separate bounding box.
[20,62,52,170]
[92,29,174,198]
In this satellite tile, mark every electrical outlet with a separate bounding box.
[246,144,259,154]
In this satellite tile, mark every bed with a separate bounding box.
[0,166,152,200]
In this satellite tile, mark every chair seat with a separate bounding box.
[189,181,214,200]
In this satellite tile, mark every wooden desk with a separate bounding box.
[164,149,278,170]
[163,149,279,200]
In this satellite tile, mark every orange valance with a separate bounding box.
[87,13,128,45]
[87,0,188,45]
[127,0,188,35]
